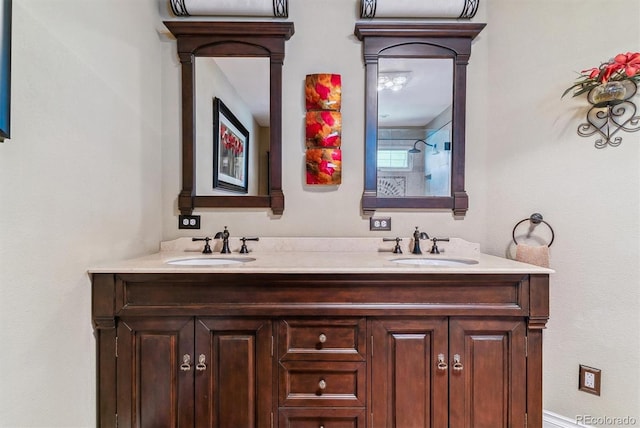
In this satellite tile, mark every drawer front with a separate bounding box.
[279,408,366,428]
[279,319,366,361]
[279,361,365,407]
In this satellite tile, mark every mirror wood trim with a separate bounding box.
[355,23,485,217]
[164,21,294,215]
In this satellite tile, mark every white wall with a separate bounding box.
[483,1,640,424]
[0,1,164,426]
[0,0,637,427]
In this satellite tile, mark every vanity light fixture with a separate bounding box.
[408,139,439,154]
[378,72,410,91]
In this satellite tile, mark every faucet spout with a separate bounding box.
[214,226,231,254]
[412,227,430,255]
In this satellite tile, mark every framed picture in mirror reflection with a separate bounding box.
[213,97,249,193]
[0,0,11,141]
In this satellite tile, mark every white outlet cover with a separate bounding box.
[584,372,595,388]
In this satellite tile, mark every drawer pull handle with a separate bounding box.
[196,354,207,371]
[453,354,464,371]
[318,333,327,344]
[437,353,448,370]
[318,379,327,390]
[180,354,191,371]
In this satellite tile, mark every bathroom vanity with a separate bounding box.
[91,238,551,428]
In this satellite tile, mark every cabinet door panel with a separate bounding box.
[369,318,448,428]
[117,317,194,428]
[195,318,273,428]
[448,318,526,428]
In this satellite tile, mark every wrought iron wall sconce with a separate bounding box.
[577,80,640,148]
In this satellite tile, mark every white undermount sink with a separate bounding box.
[391,257,479,267]
[166,257,256,266]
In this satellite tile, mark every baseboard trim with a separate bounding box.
[544,410,591,428]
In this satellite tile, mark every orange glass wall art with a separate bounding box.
[305,73,342,111]
[305,111,342,148]
[306,148,342,185]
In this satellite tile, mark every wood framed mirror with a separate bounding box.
[164,21,294,215]
[354,23,484,216]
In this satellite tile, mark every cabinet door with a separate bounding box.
[116,317,195,428]
[369,318,448,428]
[448,318,527,428]
[195,318,273,428]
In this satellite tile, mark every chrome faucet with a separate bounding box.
[411,227,430,255]
[214,226,231,254]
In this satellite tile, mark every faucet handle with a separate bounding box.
[192,237,212,254]
[430,237,450,254]
[383,237,403,254]
[239,237,259,254]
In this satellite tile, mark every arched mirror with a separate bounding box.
[164,21,295,215]
[355,23,485,216]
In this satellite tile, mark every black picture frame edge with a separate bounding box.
[0,0,11,141]
[212,97,250,194]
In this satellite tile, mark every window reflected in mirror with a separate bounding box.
[195,57,270,197]
[377,58,453,197]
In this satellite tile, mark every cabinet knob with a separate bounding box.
[437,353,448,370]
[318,333,327,344]
[180,354,191,371]
[196,354,207,371]
[318,379,327,390]
[453,354,464,371]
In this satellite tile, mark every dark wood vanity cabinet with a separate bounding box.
[113,316,272,427]
[92,272,549,428]
[370,318,527,427]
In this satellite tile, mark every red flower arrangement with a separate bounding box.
[563,52,640,98]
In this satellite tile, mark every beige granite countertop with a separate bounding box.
[89,237,553,275]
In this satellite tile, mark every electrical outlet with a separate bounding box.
[370,217,392,231]
[178,215,201,229]
[579,365,601,396]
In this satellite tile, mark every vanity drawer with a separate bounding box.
[279,361,365,407]
[279,318,366,361]
[279,408,366,428]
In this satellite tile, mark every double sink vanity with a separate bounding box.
[91,237,551,428]
[90,16,554,428]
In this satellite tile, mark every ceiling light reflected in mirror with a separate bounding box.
[378,72,411,92]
